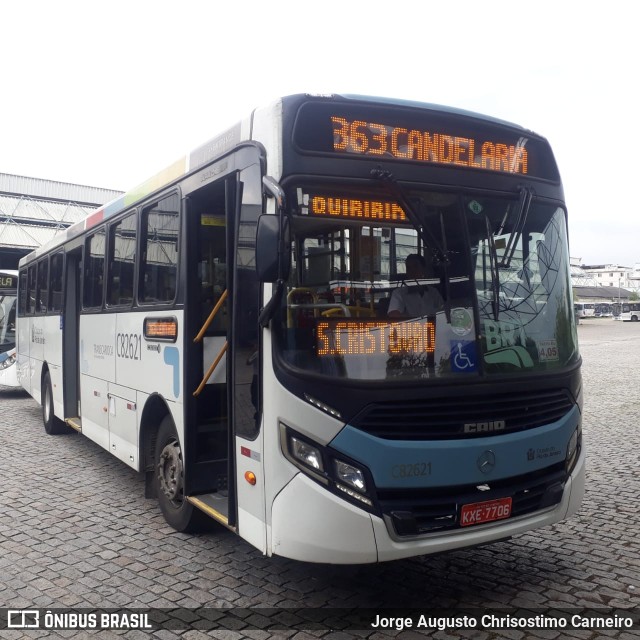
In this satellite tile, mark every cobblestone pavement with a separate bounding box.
[1,319,638,639]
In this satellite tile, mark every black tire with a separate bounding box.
[42,371,70,435]
[154,415,210,532]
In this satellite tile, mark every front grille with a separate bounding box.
[350,389,574,440]
[378,463,567,537]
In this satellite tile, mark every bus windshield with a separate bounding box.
[274,185,578,381]
[0,294,17,353]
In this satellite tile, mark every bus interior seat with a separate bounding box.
[376,296,391,317]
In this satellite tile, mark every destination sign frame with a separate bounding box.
[292,102,560,182]
[300,192,407,223]
[0,274,18,290]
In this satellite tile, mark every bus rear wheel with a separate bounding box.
[42,371,70,435]
[154,416,210,532]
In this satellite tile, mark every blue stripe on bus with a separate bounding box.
[330,406,579,488]
[163,346,181,398]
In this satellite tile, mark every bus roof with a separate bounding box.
[19,93,547,267]
[339,94,534,133]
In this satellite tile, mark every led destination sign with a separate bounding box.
[0,274,18,289]
[317,319,435,357]
[291,102,560,181]
[308,194,407,222]
[332,116,528,175]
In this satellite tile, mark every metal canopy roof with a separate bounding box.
[0,173,123,259]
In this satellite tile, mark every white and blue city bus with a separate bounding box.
[574,302,595,319]
[0,269,19,388]
[617,302,640,321]
[17,94,584,563]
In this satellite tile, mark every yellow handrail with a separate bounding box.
[193,341,228,397]
[194,289,228,343]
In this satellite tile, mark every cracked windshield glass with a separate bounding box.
[274,186,578,381]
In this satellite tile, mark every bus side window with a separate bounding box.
[83,229,106,309]
[50,252,64,312]
[27,264,37,314]
[140,194,179,304]
[107,212,137,307]
[18,270,27,316]
[37,258,49,313]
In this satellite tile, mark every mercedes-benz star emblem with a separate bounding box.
[477,450,496,474]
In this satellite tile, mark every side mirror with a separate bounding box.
[256,215,290,283]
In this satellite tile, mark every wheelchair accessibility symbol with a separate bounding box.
[451,341,476,372]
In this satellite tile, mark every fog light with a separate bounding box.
[290,436,324,471]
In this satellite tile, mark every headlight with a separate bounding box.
[0,351,16,370]
[334,460,372,506]
[280,424,376,510]
[335,460,366,492]
[290,436,324,472]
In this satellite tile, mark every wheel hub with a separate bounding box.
[157,440,184,503]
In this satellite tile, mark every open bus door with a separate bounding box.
[62,247,82,422]
[181,158,266,552]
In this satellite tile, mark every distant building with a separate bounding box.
[570,257,636,305]
[580,263,635,289]
[624,263,640,292]
[570,257,598,288]
[0,173,123,269]
[572,285,630,305]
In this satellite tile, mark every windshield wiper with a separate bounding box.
[371,169,445,256]
[499,186,533,269]
[485,214,500,321]
[437,211,452,323]
[371,168,452,322]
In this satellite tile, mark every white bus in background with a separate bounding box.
[617,302,640,322]
[574,302,595,319]
[0,269,19,387]
[594,303,613,317]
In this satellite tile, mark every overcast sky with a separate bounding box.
[2,1,637,266]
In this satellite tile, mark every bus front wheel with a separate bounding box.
[154,416,209,532]
[42,371,70,435]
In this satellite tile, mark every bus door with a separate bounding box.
[62,247,81,418]
[230,162,264,551]
[184,177,232,505]
[184,160,266,551]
